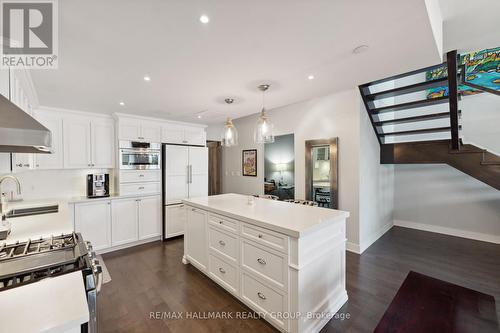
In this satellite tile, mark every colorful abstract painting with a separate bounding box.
[426,47,500,99]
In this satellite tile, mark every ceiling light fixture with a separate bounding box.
[197,115,202,119]
[254,84,274,144]
[199,15,210,24]
[119,102,125,106]
[352,45,369,54]
[143,76,151,81]
[308,75,315,80]
[221,98,238,147]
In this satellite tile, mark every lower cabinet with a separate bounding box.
[73,194,161,252]
[138,195,161,240]
[74,200,112,251]
[111,198,138,246]
[165,204,186,238]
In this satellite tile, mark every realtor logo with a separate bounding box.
[1,0,58,68]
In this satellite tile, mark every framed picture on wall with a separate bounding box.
[242,149,257,177]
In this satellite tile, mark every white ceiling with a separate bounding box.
[31,0,445,124]
[439,0,500,53]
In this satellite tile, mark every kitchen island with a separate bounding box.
[182,193,350,333]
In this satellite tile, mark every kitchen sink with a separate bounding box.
[5,204,59,218]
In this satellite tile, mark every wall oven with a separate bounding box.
[119,141,161,170]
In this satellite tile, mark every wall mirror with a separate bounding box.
[264,134,295,200]
[305,138,338,209]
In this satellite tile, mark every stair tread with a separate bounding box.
[378,126,453,137]
[374,112,451,126]
[367,77,448,101]
[371,96,449,114]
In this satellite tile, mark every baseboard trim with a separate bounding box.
[346,242,361,254]
[359,221,394,253]
[394,219,500,245]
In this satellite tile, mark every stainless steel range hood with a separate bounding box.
[0,94,52,153]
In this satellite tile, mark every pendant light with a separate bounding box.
[221,98,238,147]
[254,84,275,144]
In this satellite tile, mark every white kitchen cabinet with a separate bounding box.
[184,207,207,271]
[74,200,112,251]
[118,117,161,142]
[33,111,64,169]
[12,153,34,171]
[63,117,92,168]
[63,116,114,169]
[138,195,161,239]
[140,121,161,142]
[164,145,189,204]
[161,124,206,146]
[91,119,114,168]
[188,146,209,198]
[165,204,186,238]
[111,198,139,246]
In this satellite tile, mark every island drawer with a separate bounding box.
[241,272,286,330]
[208,213,238,234]
[241,240,287,290]
[208,226,238,263]
[242,223,288,254]
[208,254,239,295]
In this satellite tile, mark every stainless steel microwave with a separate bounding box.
[119,141,161,170]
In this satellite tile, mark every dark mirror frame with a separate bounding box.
[305,138,338,209]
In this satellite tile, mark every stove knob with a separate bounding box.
[89,251,96,259]
[92,258,100,267]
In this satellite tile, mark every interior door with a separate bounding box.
[164,145,189,204]
[188,146,208,199]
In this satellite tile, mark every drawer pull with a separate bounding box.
[257,292,266,300]
[219,221,223,224]
[139,174,145,177]
[138,186,144,190]
[257,258,266,265]
[258,234,263,238]
[218,240,226,246]
[218,267,226,274]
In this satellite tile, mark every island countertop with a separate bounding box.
[182,193,349,238]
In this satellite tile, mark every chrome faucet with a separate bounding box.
[0,175,22,215]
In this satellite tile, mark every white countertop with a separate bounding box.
[3,199,73,243]
[0,271,89,333]
[183,193,349,237]
[67,192,160,203]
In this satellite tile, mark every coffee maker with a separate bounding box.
[86,174,110,198]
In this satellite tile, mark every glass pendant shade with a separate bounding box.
[221,117,238,147]
[254,108,274,144]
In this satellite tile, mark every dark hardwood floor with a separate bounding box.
[99,227,500,333]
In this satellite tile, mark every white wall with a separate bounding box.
[392,91,500,244]
[212,89,396,252]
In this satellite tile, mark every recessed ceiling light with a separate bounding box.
[199,15,210,24]
[308,75,315,80]
[197,115,202,119]
[143,76,151,81]
[353,45,369,54]
[119,102,125,106]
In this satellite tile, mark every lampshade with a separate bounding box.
[254,84,275,144]
[221,117,238,147]
[276,163,287,172]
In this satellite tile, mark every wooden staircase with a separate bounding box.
[359,50,500,190]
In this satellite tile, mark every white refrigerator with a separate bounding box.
[163,145,208,239]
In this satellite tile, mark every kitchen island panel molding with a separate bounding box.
[182,193,349,333]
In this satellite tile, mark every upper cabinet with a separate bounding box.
[33,110,64,170]
[116,114,206,146]
[64,115,114,169]
[117,117,161,142]
[162,123,206,146]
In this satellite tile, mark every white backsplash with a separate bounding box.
[0,168,114,202]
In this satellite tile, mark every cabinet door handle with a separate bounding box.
[219,221,223,225]
[16,163,22,167]
[138,187,144,190]
[218,267,226,274]
[257,258,266,265]
[23,164,30,167]
[258,234,263,239]
[36,164,39,167]
[191,208,195,211]
[139,174,145,177]
[257,292,266,300]
[218,240,225,246]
